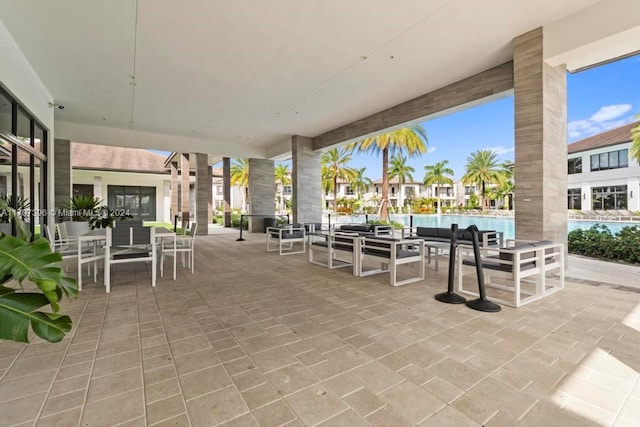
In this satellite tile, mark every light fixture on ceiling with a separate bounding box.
[48,102,64,110]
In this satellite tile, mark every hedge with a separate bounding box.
[568,224,640,264]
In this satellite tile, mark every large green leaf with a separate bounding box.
[0,235,77,308]
[0,234,77,343]
[0,287,72,342]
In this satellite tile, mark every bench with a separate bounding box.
[358,236,425,286]
[404,226,503,248]
[335,223,394,237]
[456,240,564,307]
[266,225,306,255]
[308,231,360,274]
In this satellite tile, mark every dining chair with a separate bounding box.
[160,222,197,277]
[104,226,156,293]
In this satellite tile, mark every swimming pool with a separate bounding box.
[331,214,637,240]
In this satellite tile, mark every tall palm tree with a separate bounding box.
[351,126,428,221]
[321,147,356,213]
[274,163,290,214]
[230,158,249,212]
[350,167,373,203]
[631,117,640,163]
[423,160,454,214]
[388,154,415,184]
[461,150,507,210]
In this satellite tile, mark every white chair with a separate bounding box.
[161,223,197,277]
[44,224,99,290]
[104,226,156,293]
[266,225,305,255]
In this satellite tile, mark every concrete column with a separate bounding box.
[53,138,71,222]
[170,162,179,222]
[180,153,190,228]
[248,158,275,232]
[207,166,213,224]
[292,135,322,224]
[223,157,232,227]
[194,153,210,235]
[514,27,567,248]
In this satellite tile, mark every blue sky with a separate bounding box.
[154,53,640,180]
[348,53,640,180]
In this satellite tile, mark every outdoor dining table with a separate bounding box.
[76,226,177,291]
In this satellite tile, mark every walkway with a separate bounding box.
[0,230,639,426]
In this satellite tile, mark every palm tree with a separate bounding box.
[631,117,640,163]
[389,153,415,183]
[423,160,454,214]
[274,163,290,214]
[351,126,428,221]
[350,167,373,203]
[230,158,249,212]
[321,147,356,213]
[461,150,507,211]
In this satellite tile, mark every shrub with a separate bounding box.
[568,224,640,264]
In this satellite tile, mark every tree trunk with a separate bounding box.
[481,181,486,210]
[333,175,338,214]
[380,148,389,222]
[436,183,441,215]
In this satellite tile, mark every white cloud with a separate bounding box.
[568,104,635,140]
[426,146,437,154]
[589,104,632,122]
[484,146,514,155]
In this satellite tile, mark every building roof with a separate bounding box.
[72,143,169,174]
[568,122,638,154]
[372,177,422,185]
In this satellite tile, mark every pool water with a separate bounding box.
[336,214,635,240]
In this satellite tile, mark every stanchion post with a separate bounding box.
[435,223,466,304]
[236,214,246,241]
[328,213,331,230]
[410,214,413,229]
[465,225,501,312]
[365,214,369,224]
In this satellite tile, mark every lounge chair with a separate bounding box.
[358,236,425,286]
[266,224,306,255]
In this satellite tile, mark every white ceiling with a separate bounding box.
[0,0,607,158]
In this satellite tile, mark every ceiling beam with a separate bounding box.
[313,61,514,150]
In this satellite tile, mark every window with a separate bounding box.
[216,186,223,195]
[391,187,395,195]
[283,185,292,195]
[567,188,581,210]
[345,186,354,196]
[568,158,582,174]
[405,187,415,197]
[108,185,156,220]
[73,184,94,197]
[465,186,475,195]
[592,185,627,210]
[590,149,629,171]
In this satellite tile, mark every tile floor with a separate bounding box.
[1,231,639,426]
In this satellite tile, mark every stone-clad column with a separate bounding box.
[53,138,71,222]
[513,27,567,249]
[170,162,179,223]
[248,158,275,232]
[292,135,322,224]
[195,153,210,235]
[223,157,232,227]
[180,153,190,229]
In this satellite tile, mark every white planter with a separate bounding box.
[64,221,91,236]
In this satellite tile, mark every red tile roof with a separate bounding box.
[568,122,638,154]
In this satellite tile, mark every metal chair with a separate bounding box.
[160,223,197,277]
[104,226,156,293]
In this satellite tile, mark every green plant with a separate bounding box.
[64,195,102,221]
[568,224,640,264]
[0,198,77,343]
[0,194,31,223]
[89,206,134,229]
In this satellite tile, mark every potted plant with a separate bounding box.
[0,194,31,236]
[89,205,133,229]
[63,195,101,235]
[0,197,77,343]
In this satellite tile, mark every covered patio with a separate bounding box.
[1,230,638,426]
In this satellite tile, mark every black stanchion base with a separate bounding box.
[435,292,467,304]
[236,238,245,242]
[465,299,501,312]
